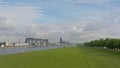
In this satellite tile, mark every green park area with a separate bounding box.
[0,46,120,68]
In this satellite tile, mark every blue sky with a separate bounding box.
[0,0,120,42]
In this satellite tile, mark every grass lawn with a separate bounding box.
[0,46,120,68]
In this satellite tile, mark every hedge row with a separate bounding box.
[84,38,120,49]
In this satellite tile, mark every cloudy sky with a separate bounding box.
[0,0,120,43]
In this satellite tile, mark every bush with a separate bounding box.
[84,38,120,49]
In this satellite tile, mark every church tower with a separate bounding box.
[60,38,62,43]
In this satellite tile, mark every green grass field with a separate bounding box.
[0,46,120,68]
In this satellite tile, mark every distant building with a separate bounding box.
[14,43,29,47]
[25,38,48,47]
[59,38,70,47]
[0,41,13,47]
[60,38,62,43]
[0,42,6,47]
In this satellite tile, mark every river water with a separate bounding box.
[0,46,59,55]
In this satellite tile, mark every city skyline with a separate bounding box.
[0,0,120,42]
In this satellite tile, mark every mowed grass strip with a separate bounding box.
[0,46,120,68]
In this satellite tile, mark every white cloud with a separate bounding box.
[37,9,120,43]
[0,0,119,43]
[0,5,43,23]
[0,16,16,30]
[15,10,120,43]
[0,3,44,42]
[1,9,120,43]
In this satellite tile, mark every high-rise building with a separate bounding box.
[25,38,48,47]
[60,37,62,43]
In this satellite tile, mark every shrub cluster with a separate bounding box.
[84,38,120,49]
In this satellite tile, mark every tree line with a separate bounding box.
[84,38,120,49]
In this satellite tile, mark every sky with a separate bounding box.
[0,0,120,43]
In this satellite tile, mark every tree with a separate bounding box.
[83,38,120,49]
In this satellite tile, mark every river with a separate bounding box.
[0,46,59,55]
